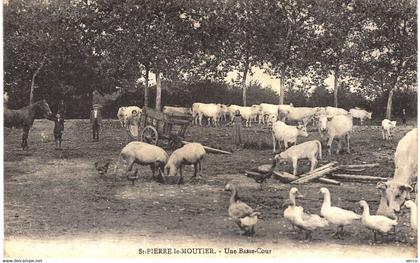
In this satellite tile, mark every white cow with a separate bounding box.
[381,119,397,140]
[274,140,322,176]
[325,106,349,116]
[163,106,192,116]
[117,106,142,127]
[271,121,309,153]
[377,128,418,219]
[192,103,223,126]
[235,106,261,127]
[349,108,372,125]
[260,103,282,125]
[318,114,353,155]
[277,103,294,122]
[251,104,263,123]
[281,107,321,126]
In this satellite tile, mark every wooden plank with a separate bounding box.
[181,141,232,155]
[329,173,388,182]
[272,171,299,183]
[303,162,338,176]
[338,163,380,169]
[318,177,341,185]
[244,170,264,177]
[291,165,340,184]
[338,167,366,172]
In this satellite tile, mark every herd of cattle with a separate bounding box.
[117,102,373,128]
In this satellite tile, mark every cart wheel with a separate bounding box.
[141,125,158,145]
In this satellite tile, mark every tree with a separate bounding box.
[4,1,52,105]
[4,0,104,110]
[91,0,196,110]
[263,0,314,105]
[354,0,416,119]
[308,0,364,107]
[190,0,271,106]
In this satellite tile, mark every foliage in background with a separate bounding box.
[3,0,417,120]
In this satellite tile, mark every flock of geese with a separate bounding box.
[224,183,416,242]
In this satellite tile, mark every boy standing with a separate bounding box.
[53,113,65,150]
[90,104,102,141]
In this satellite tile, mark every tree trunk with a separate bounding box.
[155,70,162,111]
[241,59,250,106]
[87,91,93,118]
[279,67,286,105]
[333,68,339,108]
[29,55,47,104]
[386,88,394,120]
[144,65,149,108]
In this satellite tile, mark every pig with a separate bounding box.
[115,141,168,182]
[165,142,206,184]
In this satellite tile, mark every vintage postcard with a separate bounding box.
[2,0,417,260]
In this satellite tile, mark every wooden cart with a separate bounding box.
[127,107,192,149]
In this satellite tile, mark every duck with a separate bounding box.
[404,200,417,231]
[224,183,261,235]
[282,188,328,241]
[319,187,361,239]
[359,200,398,242]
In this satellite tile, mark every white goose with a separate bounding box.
[225,183,261,235]
[320,187,361,238]
[404,200,417,231]
[283,187,304,230]
[359,200,398,242]
[283,187,328,241]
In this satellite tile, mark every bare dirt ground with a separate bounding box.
[3,119,418,258]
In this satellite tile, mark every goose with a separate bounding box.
[404,200,417,231]
[282,198,328,241]
[359,200,398,242]
[224,183,261,235]
[319,187,361,238]
[283,187,304,231]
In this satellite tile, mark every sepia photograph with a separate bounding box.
[2,0,418,260]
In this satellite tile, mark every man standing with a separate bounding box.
[402,108,407,126]
[90,104,102,141]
